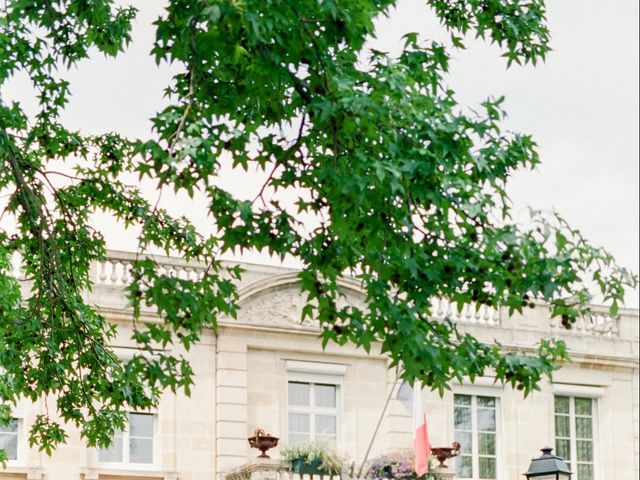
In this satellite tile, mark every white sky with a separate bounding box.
[2,0,638,306]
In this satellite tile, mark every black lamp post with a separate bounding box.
[523,447,572,479]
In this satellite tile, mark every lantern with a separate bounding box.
[523,447,572,479]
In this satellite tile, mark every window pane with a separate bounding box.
[130,437,153,464]
[478,433,495,455]
[0,433,18,460]
[288,413,310,434]
[576,417,592,439]
[477,408,496,432]
[315,434,337,446]
[477,396,495,408]
[316,415,336,436]
[575,398,592,416]
[556,439,571,461]
[478,456,496,479]
[288,382,310,406]
[454,406,472,430]
[289,433,310,445]
[555,396,570,414]
[455,454,473,478]
[555,414,570,438]
[577,463,594,480]
[0,419,18,433]
[576,440,593,462]
[99,435,123,462]
[130,413,154,438]
[315,384,336,408]
[454,431,472,454]
[454,394,471,406]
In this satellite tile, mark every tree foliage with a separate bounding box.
[0,0,636,456]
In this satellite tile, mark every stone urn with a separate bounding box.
[247,429,279,458]
[430,442,461,468]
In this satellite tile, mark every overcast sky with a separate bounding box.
[3,0,638,306]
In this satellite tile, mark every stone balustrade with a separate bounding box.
[430,297,500,327]
[222,459,455,480]
[7,250,630,339]
[90,252,627,338]
[223,459,338,480]
[92,250,208,286]
[549,306,619,337]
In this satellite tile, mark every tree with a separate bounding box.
[0,0,636,459]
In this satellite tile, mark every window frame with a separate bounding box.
[98,411,160,470]
[285,360,345,448]
[553,395,599,480]
[451,385,503,480]
[0,416,25,466]
[96,349,161,471]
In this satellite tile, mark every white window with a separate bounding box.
[99,412,156,467]
[454,394,499,480]
[0,418,19,462]
[286,361,345,447]
[554,396,596,480]
[288,381,339,445]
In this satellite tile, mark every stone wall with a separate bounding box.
[1,252,637,480]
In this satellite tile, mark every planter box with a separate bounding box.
[290,458,329,475]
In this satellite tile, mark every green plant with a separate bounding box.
[0,0,637,455]
[281,441,345,474]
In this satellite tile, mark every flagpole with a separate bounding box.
[355,370,401,479]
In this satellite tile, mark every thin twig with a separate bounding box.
[39,170,82,181]
[252,113,307,206]
[252,162,281,208]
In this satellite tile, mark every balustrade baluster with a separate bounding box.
[610,315,619,335]
[577,315,588,333]
[98,260,107,284]
[176,266,184,280]
[120,261,130,284]
[464,303,473,321]
[445,300,454,321]
[183,266,192,281]
[109,260,119,285]
[479,305,488,323]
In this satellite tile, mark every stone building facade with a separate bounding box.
[2,251,638,480]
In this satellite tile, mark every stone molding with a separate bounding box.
[236,273,366,330]
[80,468,176,480]
[223,459,290,480]
[0,466,42,480]
[236,272,365,303]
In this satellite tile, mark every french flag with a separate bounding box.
[397,380,431,476]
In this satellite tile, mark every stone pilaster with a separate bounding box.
[216,331,250,473]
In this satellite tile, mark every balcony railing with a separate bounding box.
[92,250,208,286]
[550,307,619,337]
[8,250,628,339]
[222,459,455,480]
[430,297,500,327]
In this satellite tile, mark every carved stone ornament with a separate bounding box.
[236,284,366,330]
